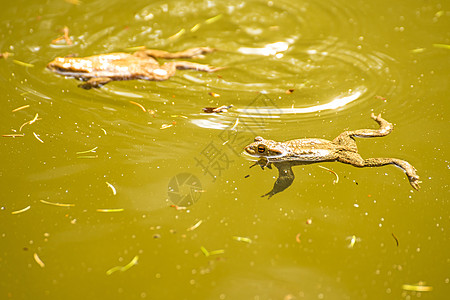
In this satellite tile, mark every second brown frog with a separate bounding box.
[47,47,220,89]
[244,113,420,198]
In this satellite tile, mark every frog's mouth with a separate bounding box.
[241,149,287,162]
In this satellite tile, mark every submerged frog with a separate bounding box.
[244,113,420,198]
[47,47,220,89]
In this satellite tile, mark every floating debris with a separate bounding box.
[200,246,225,257]
[160,123,173,129]
[402,283,433,292]
[392,233,399,247]
[11,205,31,215]
[202,105,233,113]
[232,236,252,244]
[306,218,312,225]
[208,92,221,98]
[170,204,187,210]
[285,89,295,94]
[76,146,98,154]
[129,100,147,112]
[40,199,75,207]
[33,253,45,268]
[318,165,339,183]
[106,182,117,195]
[187,220,203,231]
[12,105,30,112]
[244,174,250,178]
[13,59,34,68]
[19,113,40,131]
[33,132,44,143]
[106,255,139,275]
[0,52,12,59]
[96,208,124,213]
[295,233,301,243]
[51,26,73,45]
[346,235,361,248]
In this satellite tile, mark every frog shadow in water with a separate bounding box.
[243,113,420,198]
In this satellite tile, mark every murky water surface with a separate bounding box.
[1,0,448,299]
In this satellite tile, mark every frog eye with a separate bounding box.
[257,144,266,153]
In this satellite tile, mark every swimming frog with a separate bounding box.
[244,113,420,198]
[47,47,220,89]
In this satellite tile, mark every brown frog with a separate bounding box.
[47,47,220,89]
[244,113,420,198]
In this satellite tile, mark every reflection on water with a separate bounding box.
[0,0,448,299]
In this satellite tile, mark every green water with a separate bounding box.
[1,0,448,299]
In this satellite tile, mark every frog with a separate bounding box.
[243,113,420,198]
[47,47,220,89]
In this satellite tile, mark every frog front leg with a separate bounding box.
[261,163,295,199]
[78,77,112,89]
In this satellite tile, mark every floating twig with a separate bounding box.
[318,165,339,183]
[106,255,139,275]
[12,105,30,112]
[187,220,203,231]
[40,199,75,207]
[402,284,433,292]
[96,208,124,213]
[168,28,185,40]
[19,113,40,131]
[13,60,34,68]
[33,253,45,268]
[106,182,117,195]
[391,233,399,247]
[33,132,44,143]
[11,205,31,214]
[2,134,25,137]
[76,146,98,154]
[205,14,223,24]
[232,236,252,244]
[200,246,224,257]
[129,101,147,112]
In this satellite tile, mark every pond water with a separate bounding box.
[0,0,448,299]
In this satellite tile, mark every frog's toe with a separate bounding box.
[409,176,421,190]
[370,113,383,122]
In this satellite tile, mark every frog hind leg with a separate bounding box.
[135,47,215,59]
[332,113,393,151]
[78,77,112,89]
[337,152,420,190]
[261,163,295,199]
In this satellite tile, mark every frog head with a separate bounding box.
[243,136,287,161]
